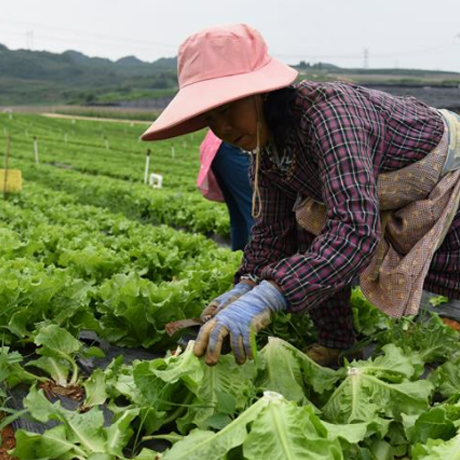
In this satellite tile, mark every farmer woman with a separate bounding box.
[142,24,460,367]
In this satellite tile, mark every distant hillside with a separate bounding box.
[0,44,459,107]
[0,44,178,105]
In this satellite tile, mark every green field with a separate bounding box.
[1,114,460,460]
[1,113,230,236]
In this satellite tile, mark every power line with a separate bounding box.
[273,40,460,61]
[0,27,176,56]
[1,16,459,66]
[0,16,178,50]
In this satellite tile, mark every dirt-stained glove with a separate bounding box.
[194,280,287,365]
[200,282,254,322]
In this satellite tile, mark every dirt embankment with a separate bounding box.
[364,84,460,112]
[41,113,151,125]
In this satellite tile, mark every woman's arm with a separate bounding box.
[235,169,298,282]
[261,101,381,313]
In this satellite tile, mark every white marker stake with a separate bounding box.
[105,139,110,150]
[144,149,151,184]
[33,137,39,164]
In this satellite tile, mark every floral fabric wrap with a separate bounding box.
[295,109,460,317]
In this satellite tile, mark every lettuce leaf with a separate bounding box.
[256,337,340,405]
[12,386,139,459]
[322,344,433,423]
[160,392,346,460]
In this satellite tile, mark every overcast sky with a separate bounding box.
[1,0,460,72]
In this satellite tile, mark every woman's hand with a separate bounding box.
[194,280,287,365]
[200,281,255,322]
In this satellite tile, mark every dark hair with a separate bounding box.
[262,86,297,152]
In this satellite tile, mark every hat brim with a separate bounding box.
[141,58,298,141]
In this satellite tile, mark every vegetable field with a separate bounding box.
[1,113,460,460]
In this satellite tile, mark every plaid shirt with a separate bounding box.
[236,81,447,328]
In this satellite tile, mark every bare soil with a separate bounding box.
[41,112,151,125]
[0,424,17,460]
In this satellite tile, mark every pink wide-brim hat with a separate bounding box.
[141,24,298,141]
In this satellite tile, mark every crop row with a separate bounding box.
[9,157,231,238]
[3,114,460,460]
[5,322,460,459]
[0,182,240,349]
[1,113,203,188]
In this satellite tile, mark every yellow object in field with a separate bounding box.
[0,169,22,193]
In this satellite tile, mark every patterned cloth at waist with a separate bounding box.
[295,109,460,317]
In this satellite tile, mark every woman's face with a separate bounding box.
[202,95,270,151]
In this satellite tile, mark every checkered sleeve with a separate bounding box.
[235,170,298,281]
[261,101,382,312]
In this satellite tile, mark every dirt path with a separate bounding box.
[41,113,151,125]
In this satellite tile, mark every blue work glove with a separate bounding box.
[200,282,254,321]
[194,280,287,365]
